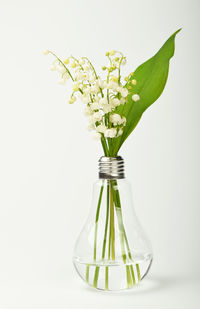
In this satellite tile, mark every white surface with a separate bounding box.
[0,0,200,308]
[1,275,200,309]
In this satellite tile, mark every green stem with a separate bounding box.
[48,51,74,81]
[105,267,109,290]
[115,209,126,262]
[124,232,133,261]
[70,55,84,70]
[110,181,115,260]
[101,137,109,157]
[130,265,136,285]
[93,267,100,288]
[118,55,124,84]
[111,180,126,263]
[93,181,110,289]
[113,180,132,259]
[108,209,111,259]
[102,182,110,259]
[112,179,140,285]
[92,179,141,289]
[136,263,141,281]
[94,182,104,261]
[103,182,110,290]
[86,265,89,283]
[86,181,104,286]
[126,265,132,288]
[82,57,104,97]
[82,57,98,79]
[92,181,104,288]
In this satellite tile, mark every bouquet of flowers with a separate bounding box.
[44,29,180,290]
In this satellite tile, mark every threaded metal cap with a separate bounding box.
[99,156,125,179]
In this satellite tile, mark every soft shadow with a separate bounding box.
[82,275,182,296]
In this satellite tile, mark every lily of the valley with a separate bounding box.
[44,50,140,140]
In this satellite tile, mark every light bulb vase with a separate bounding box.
[73,156,153,291]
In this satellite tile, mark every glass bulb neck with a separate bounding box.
[98,156,125,179]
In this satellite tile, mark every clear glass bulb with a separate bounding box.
[73,157,153,291]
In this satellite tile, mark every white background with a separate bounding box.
[0,0,199,308]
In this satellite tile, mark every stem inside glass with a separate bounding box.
[88,179,141,290]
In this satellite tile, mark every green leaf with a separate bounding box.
[110,29,181,156]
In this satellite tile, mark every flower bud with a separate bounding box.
[73,83,80,92]
[110,113,122,125]
[121,57,126,65]
[117,128,123,137]
[109,50,115,56]
[79,59,85,65]
[90,102,100,111]
[132,79,137,85]
[104,128,117,138]
[120,88,128,98]
[111,98,120,107]
[132,94,140,102]
[71,62,77,68]
[69,96,76,104]
[43,49,49,55]
[96,124,107,134]
[64,58,69,64]
[93,111,102,122]
[111,76,118,83]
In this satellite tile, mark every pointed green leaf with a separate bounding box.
[110,29,181,156]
